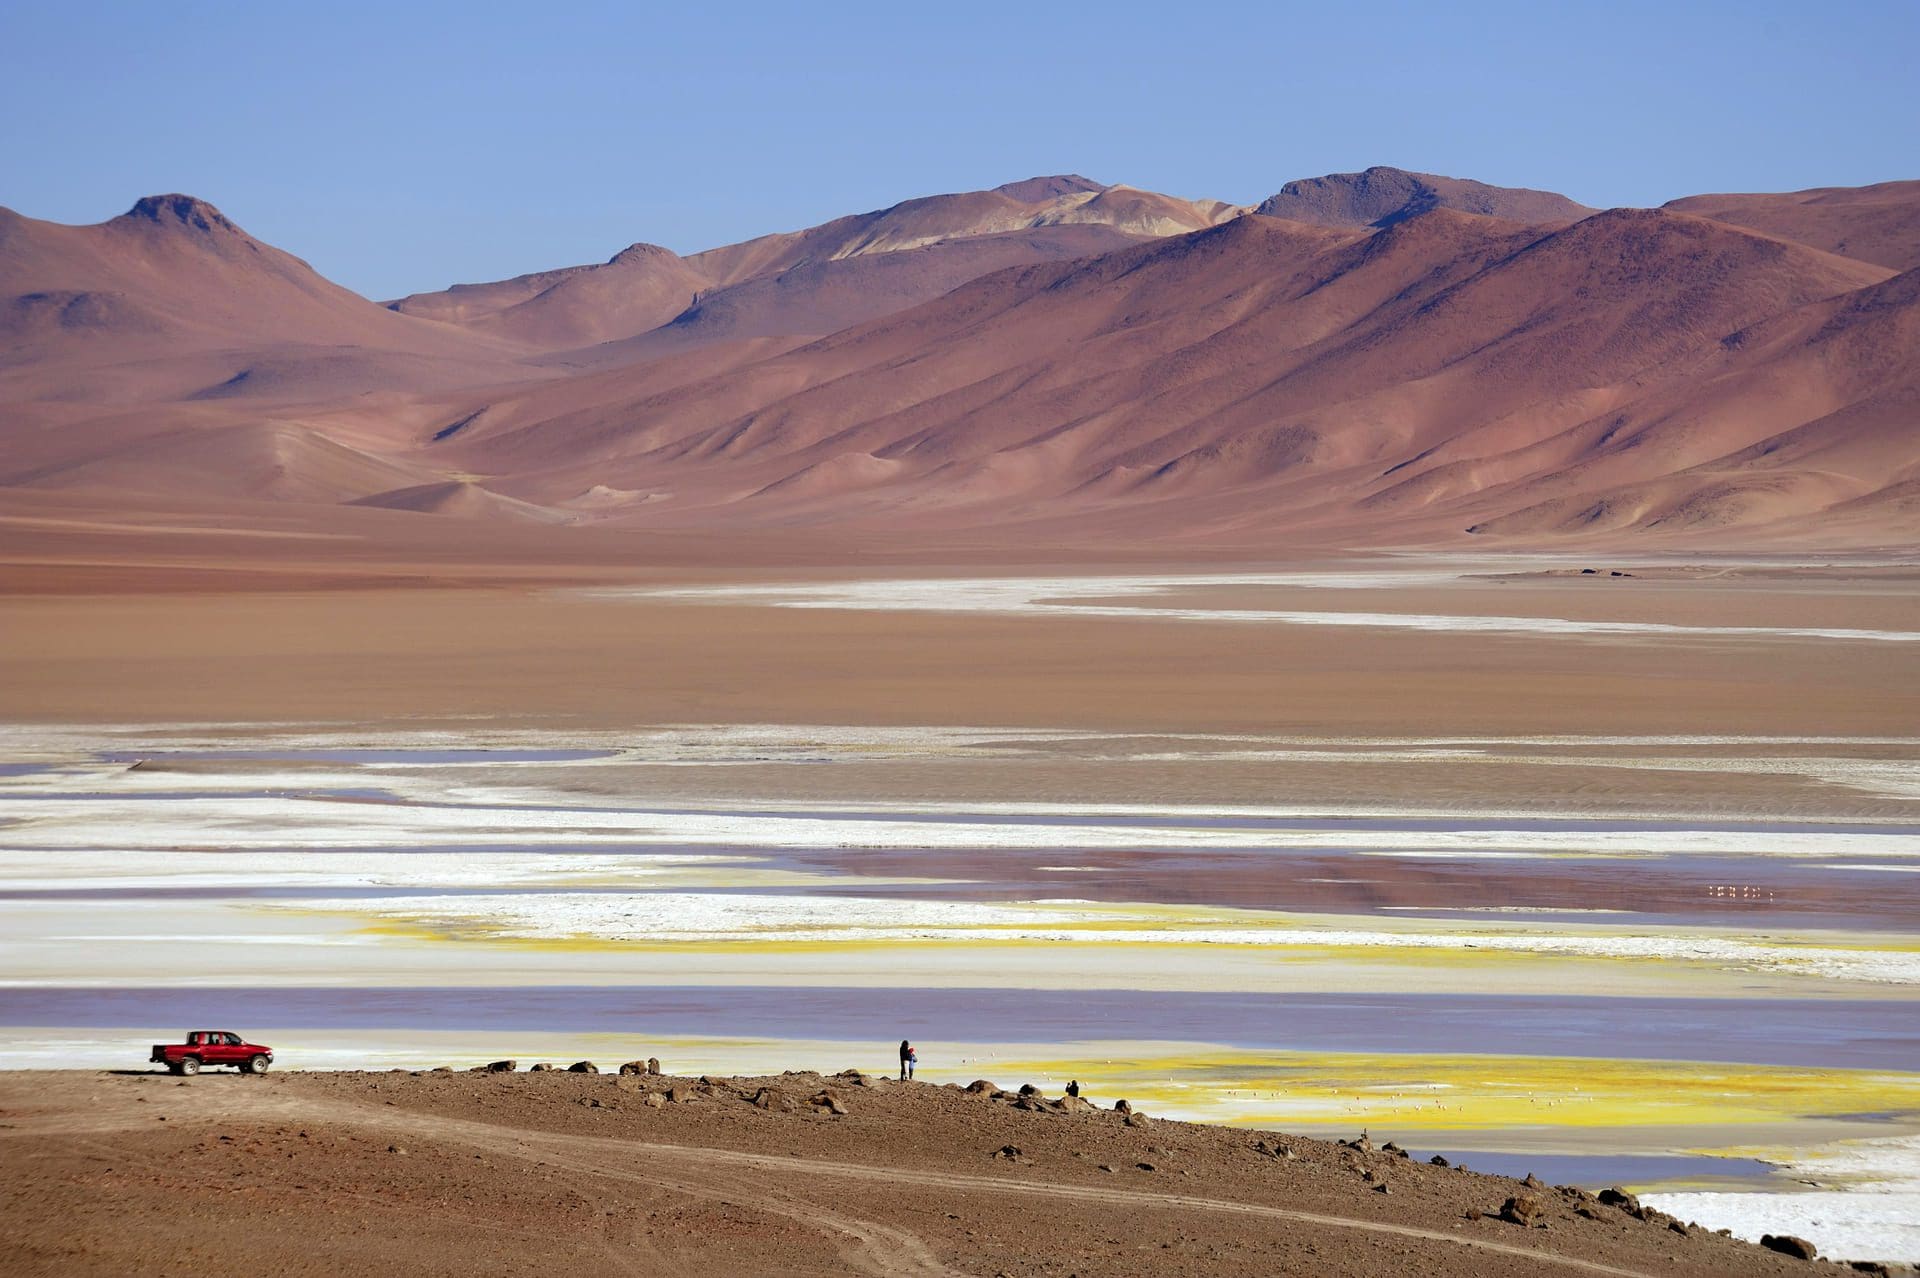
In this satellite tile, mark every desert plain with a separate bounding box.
[3,163,1919,1273]
[2,514,1917,1272]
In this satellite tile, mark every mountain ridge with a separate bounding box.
[2,170,1915,548]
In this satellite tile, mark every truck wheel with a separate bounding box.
[179,1057,200,1075]
[245,1055,270,1074]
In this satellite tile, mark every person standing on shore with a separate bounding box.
[899,1040,916,1080]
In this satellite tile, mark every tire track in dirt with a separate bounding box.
[349,1101,1660,1278]
[4,1084,1663,1278]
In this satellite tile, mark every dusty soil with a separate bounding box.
[0,1068,1866,1277]
[5,577,1917,741]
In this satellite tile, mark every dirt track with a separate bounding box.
[0,1069,1854,1277]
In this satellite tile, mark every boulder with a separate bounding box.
[1429,1154,1450,1167]
[1596,1187,1642,1218]
[749,1087,793,1112]
[810,1090,848,1115]
[568,1061,599,1074]
[646,1057,661,1074]
[1500,1195,1546,1227]
[1123,1111,1150,1128]
[1017,1083,1041,1097]
[838,1070,875,1087]
[1849,1263,1891,1277]
[666,1085,697,1104]
[1760,1235,1818,1261]
[618,1061,650,1076]
[1382,1141,1409,1158]
[484,1059,516,1073]
[528,1063,553,1072]
[1522,1173,1544,1189]
[1112,1099,1132,1114]
[1575,1204,1607,1221]
[964,1079,997,1094]
[642,1091,666,1109]
[992,1144,1021,1160]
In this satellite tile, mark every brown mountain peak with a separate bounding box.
[1258,167,1592,229]
[120,194,239,235]
[992,175,1108,203]
[607,242,681,267]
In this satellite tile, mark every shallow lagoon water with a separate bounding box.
[3,723,1918,1260]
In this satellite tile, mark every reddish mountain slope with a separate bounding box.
[0,195,531,410]
[1663,180,1920,270]
[428,207,1904,542]
[387,242,709,348]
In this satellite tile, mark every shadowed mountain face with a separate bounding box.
[1255,166,1595,228]
[2,171,1915,548]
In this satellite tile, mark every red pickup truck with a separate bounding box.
[150,1031,274,1075]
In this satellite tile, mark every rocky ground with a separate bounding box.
[0,1065,1899,1277]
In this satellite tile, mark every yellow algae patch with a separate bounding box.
[974,1047,1920,1134]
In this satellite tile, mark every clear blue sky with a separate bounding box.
[3,0,1915,299]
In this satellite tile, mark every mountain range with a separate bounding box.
[2,167,1915,546]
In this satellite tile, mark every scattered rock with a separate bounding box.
[1097,1164,1116,1173]
[1373,1181,1390,1194]
[1056,1094,1095,1114]
[1382,1141,1409,1158]
[1597,1187,1642,1218]
[1667,1220,1689,1236]
[1500,1195,1546,1227]
[617,1061,651,1076]
[1123,1112,1150,1128]
[387,1145,407,1155]
[837,1070,875,1087]
[642,1092,665,1109]
[429,1066,452,1073]
[1849,1263,1891,1277]
[748,1087,793,1112]
[1135,1162,1156,1172]
[567,1061,599,1074]
[965,1079,997,1094]
[528,1063,553,1072]
[992,1145,1022,1160]
[1112,1099,1132,1114]
[1428,1154,1450,1167]
[1464,1208,1483,1222]
[1522,1173,1545,1189]
[484,1060,516,1073]
[1253,1139,1295,1161]
[810,1090,848,1115]
[1017,1083,1040,1097]
[1575,1204,1607,1221]
[646,1057,661,1075]
[666,1085,698,1104]
[1760,1235,1818,1261]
